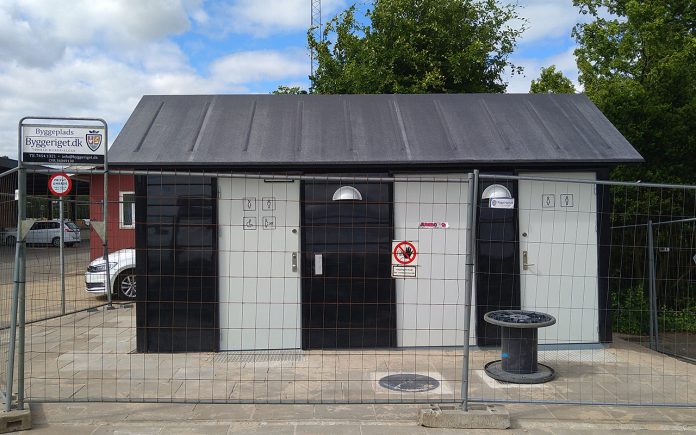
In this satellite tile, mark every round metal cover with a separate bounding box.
[484,310,556,328]
[379,374,440,392]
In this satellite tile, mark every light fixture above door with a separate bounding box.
[332,186,363,201]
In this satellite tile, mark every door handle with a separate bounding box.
[314,253,323,275]
[292,252,298,272]
[523,250,535,271]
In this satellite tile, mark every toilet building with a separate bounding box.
[107,94,643,353]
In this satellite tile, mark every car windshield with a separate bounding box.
[66,222,79,230]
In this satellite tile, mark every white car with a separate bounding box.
[85,248,136,300]
[4,220,81,247]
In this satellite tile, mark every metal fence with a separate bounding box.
[2,168,696,409]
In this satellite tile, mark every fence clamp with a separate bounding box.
[18,219,37,242]
[91,221,106,242]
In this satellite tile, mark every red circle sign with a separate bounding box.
[393,241,417,265]
[48,173,72,197]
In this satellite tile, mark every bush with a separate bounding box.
[612,285,650,335]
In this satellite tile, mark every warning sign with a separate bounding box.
[392,265,417,278]
[392,241,417,265]
[48,173,72,197]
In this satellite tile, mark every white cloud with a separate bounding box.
[209,0,346,37]
[210,50,308,84]
[516,0,580,44]
[505,47,580,93]
[0,0,315,159]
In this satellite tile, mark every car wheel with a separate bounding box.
[52,237,61,247]
[116,270,136,300]
[6,235,15,246]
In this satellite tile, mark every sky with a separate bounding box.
[0,0,586,159]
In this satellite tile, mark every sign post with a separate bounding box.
[48,173,72,316]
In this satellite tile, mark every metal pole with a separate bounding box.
[59,196,65,315]
[103,130,113,309]
[4,163,24,411]
[16,219,26,410]
[460,169,478,411]
[647,220,657,351]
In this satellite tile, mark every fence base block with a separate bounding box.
[0,409,31,433]
[419,404,509,429]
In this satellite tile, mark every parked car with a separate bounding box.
[4,220,81,247]
[85,248,136,300]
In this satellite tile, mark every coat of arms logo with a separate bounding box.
[86,130,102,152]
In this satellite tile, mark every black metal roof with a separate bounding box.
[109,94,642,167]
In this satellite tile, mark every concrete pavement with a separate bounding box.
[22,402,696,434]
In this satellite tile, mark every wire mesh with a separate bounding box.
[21,169,473,404]
[11,168,696,407]
[471,172,696,406]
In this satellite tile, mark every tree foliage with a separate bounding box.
[573,0,696,183]
[529,65,576,93]
[272,86,308,95]
[308,0,525,94]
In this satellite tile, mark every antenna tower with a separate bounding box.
[310,0,322,76]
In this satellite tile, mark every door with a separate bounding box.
[302,181,395,349]
[518,172,599,344]
[218,178,301,350]
[476,180,520,347]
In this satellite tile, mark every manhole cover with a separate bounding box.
[379,374,440,392]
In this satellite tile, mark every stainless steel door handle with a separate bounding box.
[292,252,298,272]
[523,250,535,271]
[314,254,323,275]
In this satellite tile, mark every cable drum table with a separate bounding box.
[483,310,557,384]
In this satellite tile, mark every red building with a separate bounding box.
[89,173,135,260]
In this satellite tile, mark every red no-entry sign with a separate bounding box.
[392,241,417,265]
[48,173,72,197]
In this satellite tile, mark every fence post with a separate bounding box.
[647,220,659,351]
[103,143,113,310]
[460,169,478,411]
[5,161,26,411]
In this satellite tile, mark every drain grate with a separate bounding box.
[379,373,440,392]
[212,350,304,364]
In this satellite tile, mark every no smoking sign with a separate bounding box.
[48,173,72,197]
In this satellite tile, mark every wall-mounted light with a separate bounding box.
[332,186,363,201]
[481,184,512,200]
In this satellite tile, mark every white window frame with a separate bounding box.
[119,191,135,229]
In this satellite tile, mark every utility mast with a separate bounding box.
[310,0,322,76]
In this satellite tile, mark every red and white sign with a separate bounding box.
[392,240,418,265]
[419,221,449,229]
[48,173,72,197]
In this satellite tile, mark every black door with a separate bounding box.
[476,180,521,347]
[302,181,395,349]
[135,175,218,353]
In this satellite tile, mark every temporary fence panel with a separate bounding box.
[20,170,474,404]
[471,173,696,407]
[10,168,696,407]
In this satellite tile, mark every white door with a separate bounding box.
[518,172,599,344]
[218,178,301,350]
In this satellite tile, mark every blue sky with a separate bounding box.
[0,0,584,158]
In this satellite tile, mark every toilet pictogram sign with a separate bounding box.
[392,241,417,265]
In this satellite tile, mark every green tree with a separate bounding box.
[272,86,308,95]
[529,65,576,93]
[573,0,696,183]
[308,0,525,94]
